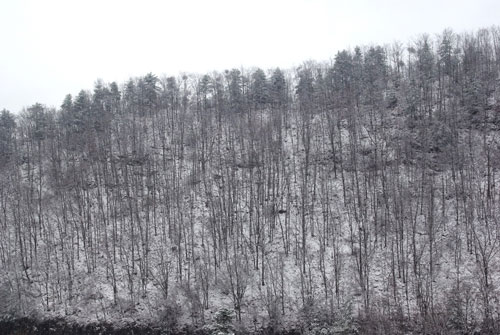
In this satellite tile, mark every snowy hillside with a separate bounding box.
[1,27,500,334]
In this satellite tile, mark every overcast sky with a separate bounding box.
[0,0,499,113]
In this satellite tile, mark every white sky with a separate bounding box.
[0,0,499,113]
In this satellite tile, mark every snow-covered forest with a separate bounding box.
[1,27,500,334]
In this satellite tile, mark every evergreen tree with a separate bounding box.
[250,68,269,109]
[0,109,16,168]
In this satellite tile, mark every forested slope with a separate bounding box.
[1,27,500,334]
